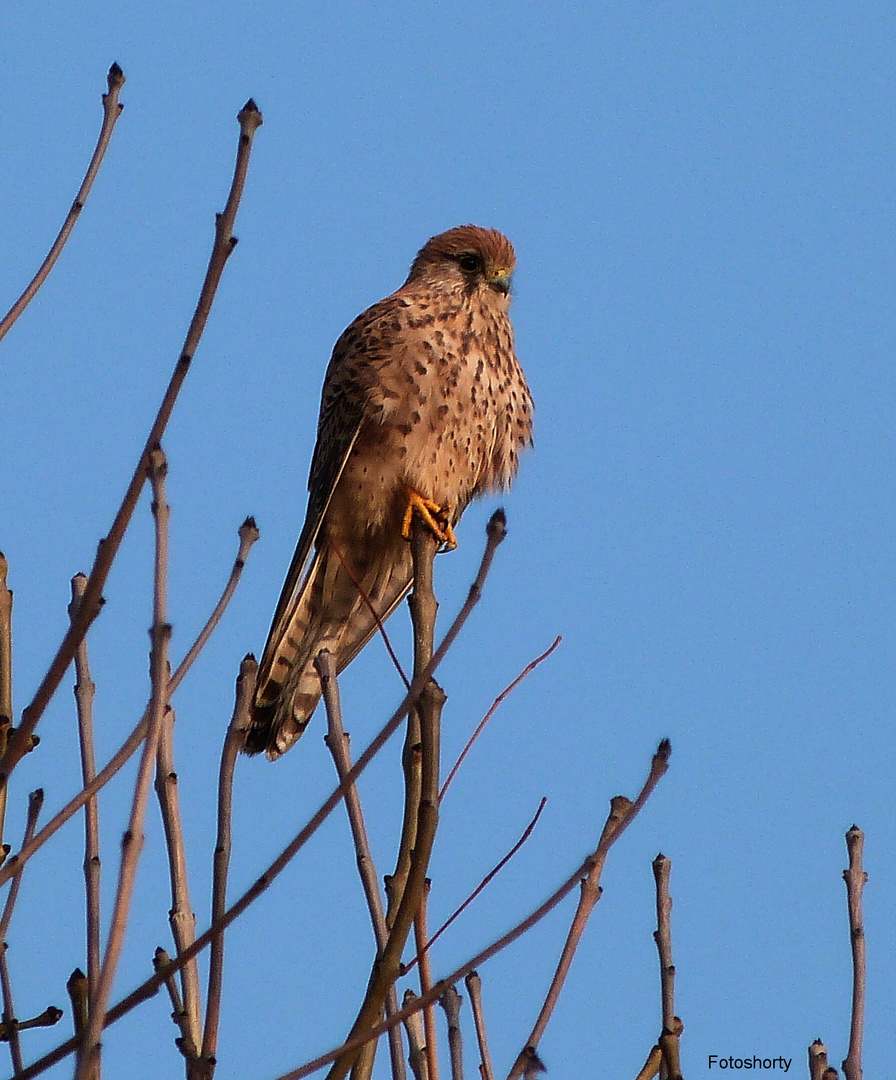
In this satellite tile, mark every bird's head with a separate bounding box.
[406,224,516,302]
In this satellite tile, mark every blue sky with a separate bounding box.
[3,4,895,1078]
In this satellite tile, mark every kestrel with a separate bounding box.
[246,225,533,758]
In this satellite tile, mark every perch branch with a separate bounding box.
[329,517,444,1080]
[842,826,866,1080]
[0,99,262,792]
[0,64,126,345]
[0,516,259,890]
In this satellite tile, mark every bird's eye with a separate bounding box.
[457,253,482,274]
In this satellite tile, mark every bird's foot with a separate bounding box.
[401,487,457,551]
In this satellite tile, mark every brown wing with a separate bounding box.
[253,294,408,704]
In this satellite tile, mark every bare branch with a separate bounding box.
[0,64,126,344]
[75,448,173,1080]
[440,637,561,800]
[842,826,867,1080]
[201,656,256,1068]
[0,99,262,791]
[329,518,444,1080]
[405,800,546,975]
[69,575,101,994]
[463,974,493,1080]
[0,516,260,891]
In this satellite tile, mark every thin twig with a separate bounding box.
[507,740,672,1080]
[0,791,43,944]
[75,448,173,1080]
[404,800,547,974]
[0,516,259,891]
[0,947,23,1078]
[0,99,262,792]
[438,987,463,1080]
[440,637,561,800]
[201,656,256,1068]
[15,515,508,1080]
[331,541,409,690]
[0,790,43,1077]
[69,575,101,995]
[464,974,493,1080]
[317,651,406,1080]
[329,518,444,1080]
[413,883,439,1080]
[155,698,203,1064]
[175,518,260,682]
[842,826,866,1080]
[0,64,126,344]
[0,554,12,853]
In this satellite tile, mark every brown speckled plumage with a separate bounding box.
[246,225,533,758]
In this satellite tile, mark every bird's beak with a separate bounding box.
[489,270,512,295]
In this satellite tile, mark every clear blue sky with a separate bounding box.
[3,4,894,1078]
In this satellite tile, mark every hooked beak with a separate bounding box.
[489,269,512,296]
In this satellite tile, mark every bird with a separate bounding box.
[245,224,533,758]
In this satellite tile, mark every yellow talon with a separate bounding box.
[401,488,457,551]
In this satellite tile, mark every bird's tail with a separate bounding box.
[245,535,412,759]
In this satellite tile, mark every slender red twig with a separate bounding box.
[331,540,410,689]
[440,637,560,800]
[403,798,547,974]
